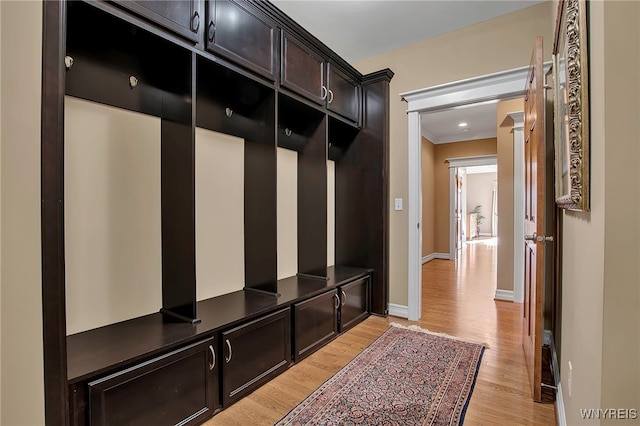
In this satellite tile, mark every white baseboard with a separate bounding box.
[494,289,514,302]
[421,252,450,263]
[388,303,408,318]
[549,332,566,426]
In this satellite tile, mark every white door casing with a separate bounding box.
[400,65,541,320]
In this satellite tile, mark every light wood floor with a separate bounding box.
[205,240,557,425]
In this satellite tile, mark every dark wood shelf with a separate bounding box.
[67,265,370,384]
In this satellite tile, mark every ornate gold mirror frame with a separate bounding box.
[553,0,590,211]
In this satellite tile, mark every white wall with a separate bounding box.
[65,97,163,334]
[0,1,45,424]
[466,172,496,235]
[196,128,245,297]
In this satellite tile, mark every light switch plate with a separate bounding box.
[394,198,403,211]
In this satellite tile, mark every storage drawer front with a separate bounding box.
[294,290,338,361]
[222,308,291,407]
[88,338,218,426]
[340,277,370,332]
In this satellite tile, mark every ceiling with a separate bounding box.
[272,0,544,143]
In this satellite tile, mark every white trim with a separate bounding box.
[556,383,567,426]
[550,334,567,426]
[449,166,457,260]
[422,253,450,263]
[402,66,539,324]
[388,303,409,318]
[494,289,514,302]
[478,232,492,237]
[401,66,530,113]
[447,155,498,168]
[407,111,422,321]
[508,111,525,304]
[431,130,497,145]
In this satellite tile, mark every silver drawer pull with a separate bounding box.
[341,290,347,307]
[208,345,215,370]
[225,339,233,363]
[333,293,340,309]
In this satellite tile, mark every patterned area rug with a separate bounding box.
[275,324,485,426]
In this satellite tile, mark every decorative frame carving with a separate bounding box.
[553,0,590,211]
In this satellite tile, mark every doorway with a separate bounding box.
[401,66,529,321]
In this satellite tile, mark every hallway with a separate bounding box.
[206,241,557,425]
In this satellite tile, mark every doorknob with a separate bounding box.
[525,233,554,242]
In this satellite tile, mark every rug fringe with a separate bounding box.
[389,322,490,349]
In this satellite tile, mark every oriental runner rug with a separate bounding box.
[275,324,485,426]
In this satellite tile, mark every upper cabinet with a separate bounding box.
[326,64,361,124]
[206,0,278,80]
[112,0,203,43]
[281,31,326,105]
[281,31,361,124]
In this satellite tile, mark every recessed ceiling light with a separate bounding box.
[463,128,470,132]
[458,122,468,127]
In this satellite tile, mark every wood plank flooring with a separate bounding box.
[205,240,557,425]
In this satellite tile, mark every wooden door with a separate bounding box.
[523,36,545,402]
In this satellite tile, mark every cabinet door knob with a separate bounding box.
[225,339,233,363]
[321,85,328,101]
[208,344,215,370]
[341,290,347,307]
[191,11,200,33]
[207,21,216,42]
[328,89,334,104]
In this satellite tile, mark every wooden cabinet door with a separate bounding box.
[113,0,202,42]
[293,290,339,361]
[206,0,277,79]
[281,31,326,105]
[327,64,361,123]
[87,338,219,426]
[339,277,369,333]
[221,308,291,407]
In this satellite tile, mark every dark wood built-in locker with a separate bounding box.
[334,71,393,315]
[41,0,392,423]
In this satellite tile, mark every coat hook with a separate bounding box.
[64,56,74,70]
[129,76,138,89]
[284,128,292,137]
[225,107,233,118]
